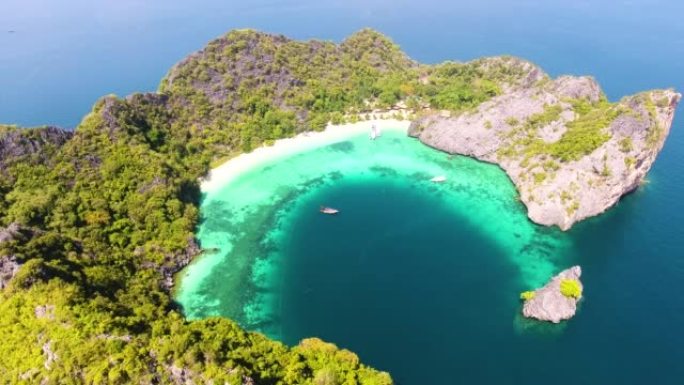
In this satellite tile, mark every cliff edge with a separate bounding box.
[409,74,680,230]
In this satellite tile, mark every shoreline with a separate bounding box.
[182,120,569,335]
[200,119,412,193]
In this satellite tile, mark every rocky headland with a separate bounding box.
[409,74,680,230]
[0,125,71,168]
[522,266,583,323]
[0,223,24,289]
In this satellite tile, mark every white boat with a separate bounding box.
[370,124,379,140]
[319,206,339,215]
[430,175,447,183]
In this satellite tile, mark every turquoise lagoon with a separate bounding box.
[178,128,597,383]
[177,125,684,384]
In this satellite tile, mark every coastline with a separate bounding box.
[200,119,412,194]
[180,117,413,325]
[181,120,571,335]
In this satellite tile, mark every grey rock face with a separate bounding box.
[162,237,200,291]
[0,125,71,172]
[139,236,200,291]
[522,266,582,323]
[410,74,681,230]
[0,255,21,290]
[0,222,22,244]
[167,364,196,385]
[163,363,255,385]
[34,304,55,320]
[42,340,58,370]
[0,223,24,289]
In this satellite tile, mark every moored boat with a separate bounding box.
[430,175,447,183]
[319,206,339,214]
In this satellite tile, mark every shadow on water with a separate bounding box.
[512,309,569,336]
[328,140,355,153]
[179,179,203,205]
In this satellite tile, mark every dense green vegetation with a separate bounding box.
[420,61,501,111]
[520,291,536,301]
[545,99,618,162]
[1,99,391,382]
[498,98,622,163]
[559,279,582,299]
[157,29,535,156]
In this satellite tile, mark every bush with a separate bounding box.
[559,279,582,298]
[526,104,562,130]
[533,172,547,184]
[520,291,536,301]
[624,156,636,168]
[505,117,519,126]
[499,100,620,162]
[546,100,617,161]
[619,137,633,152]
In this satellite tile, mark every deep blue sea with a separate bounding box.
[4,1,684,384]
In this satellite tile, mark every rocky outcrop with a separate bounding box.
[0,255,21,290]
[41,340,57,370]
[410,75,680,230]
[0,223,24,289]
[167,364,197,385]
[0,125,72,172]
[163,363,255,385]
[139,237,200,291]
[159,28,416,128]
[163,31,300,106]
[522,266,583,323]
[160,237,200,291]
[0,222,23,244]
[0,223,72,290]
[34,304,55,320]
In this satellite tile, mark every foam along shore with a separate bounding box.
[200,119,411,193]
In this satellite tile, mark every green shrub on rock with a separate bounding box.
[520,291,536,301]
[559,279,582,298]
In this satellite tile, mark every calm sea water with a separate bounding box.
[5,1,684,384]
[2,1,683,127]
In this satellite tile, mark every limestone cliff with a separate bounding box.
[0,223,24,289]
[0,125,72,174]
[409,73,680,230]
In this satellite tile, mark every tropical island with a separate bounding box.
[0,29,679,383]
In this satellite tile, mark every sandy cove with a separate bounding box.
[200,119,411,193]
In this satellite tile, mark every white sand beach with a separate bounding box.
[200,119,411,193]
